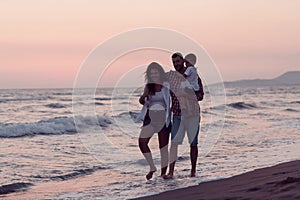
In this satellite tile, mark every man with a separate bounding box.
[164,52,204,178]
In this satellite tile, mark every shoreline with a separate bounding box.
[134,160,300,200]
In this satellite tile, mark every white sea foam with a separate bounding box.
[0,115,113,138]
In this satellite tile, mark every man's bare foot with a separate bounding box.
[190,171,196,177]
[146,169,156,180]
[162,174,173,180]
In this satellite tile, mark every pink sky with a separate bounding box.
[0,0,299,88]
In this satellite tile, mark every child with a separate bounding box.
[183,53,199,91]
[179,53,200,116]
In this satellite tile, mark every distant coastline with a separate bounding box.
[0,71,299,90]
[214,71,300,88]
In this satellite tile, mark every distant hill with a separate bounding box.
[221,71,300,87]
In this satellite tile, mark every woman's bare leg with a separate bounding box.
[158,129,170,176]
[138,125,156,180]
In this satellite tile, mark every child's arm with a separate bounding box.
[184,66,193,78]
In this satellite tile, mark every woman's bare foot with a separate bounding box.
[146,169,156,180]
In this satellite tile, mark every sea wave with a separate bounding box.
[95,102,105,106]
[53,92,72,96]
[33,166,109,181]
[59,98,73,102]
[284,108,298,112]
[95,97,112,101]
[228,102,257,109]
[210,102,257,111]
[0,96,53,103]
[210,105,226,111]
[45,103,67,108]
[0,115,113,138]
[290,101,300,104]
[0,182,33,195]
[115,111,139,119]
[95,97,130,101]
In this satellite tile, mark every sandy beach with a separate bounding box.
[136,160,300,200]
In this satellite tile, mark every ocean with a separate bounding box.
[0,86,299,199]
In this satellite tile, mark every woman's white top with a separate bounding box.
[135,82,171,126]
[149,91,166,110]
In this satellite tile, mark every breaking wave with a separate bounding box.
[0,115,113,138]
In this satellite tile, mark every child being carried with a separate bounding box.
[179,53,200,116]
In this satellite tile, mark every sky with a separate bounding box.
[0,0,299,88]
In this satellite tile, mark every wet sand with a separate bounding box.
[135,160,300,200]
